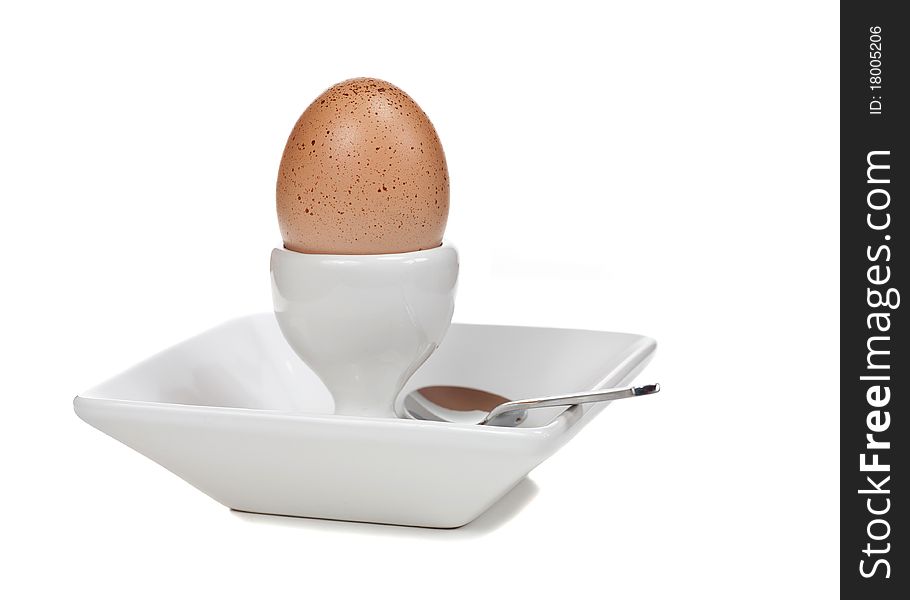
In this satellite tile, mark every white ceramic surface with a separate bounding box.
[74,314,656,528]
[271,243,458,417]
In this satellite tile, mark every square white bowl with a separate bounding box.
[75,313,656,528]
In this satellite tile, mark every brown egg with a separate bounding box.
[277,78,449,254]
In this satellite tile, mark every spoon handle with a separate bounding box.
[482,383,660,425]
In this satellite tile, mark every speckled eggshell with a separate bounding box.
[277,78,449,254]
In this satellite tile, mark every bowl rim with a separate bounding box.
[74,314,657,439]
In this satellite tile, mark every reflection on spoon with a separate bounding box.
[402,383,660,427]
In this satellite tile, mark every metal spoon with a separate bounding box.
[402,383,660,426]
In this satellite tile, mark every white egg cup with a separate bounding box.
[270,242,458,418]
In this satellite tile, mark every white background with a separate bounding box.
[0,1,838,598]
